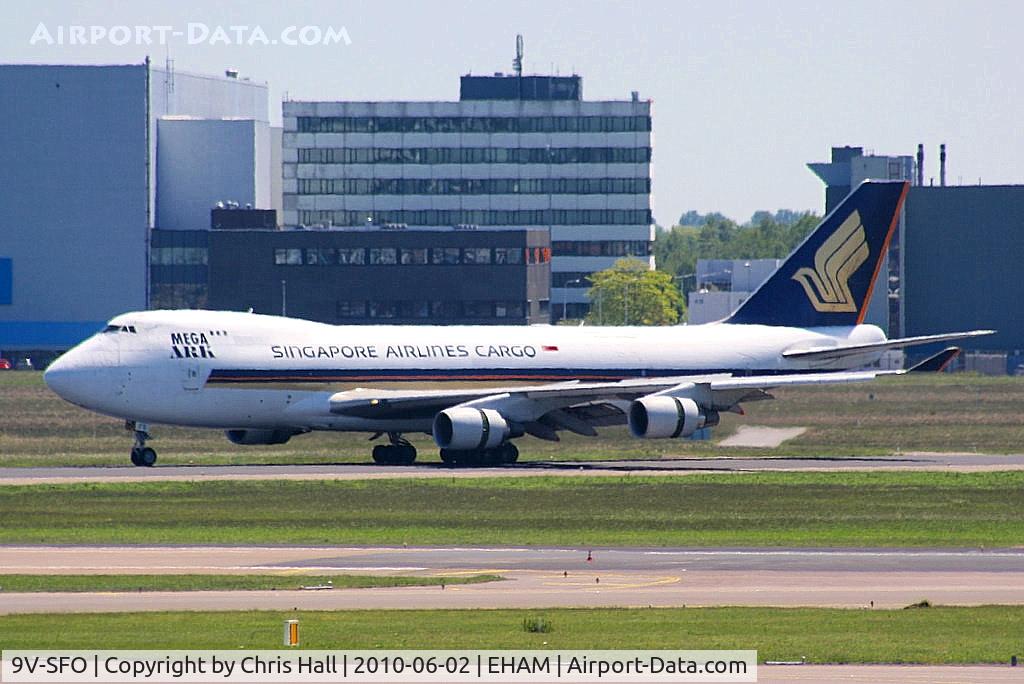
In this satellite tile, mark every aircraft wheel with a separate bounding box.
[439,448,457,466]
[372,444,389,465]
[136,447,157,467]
[480,448,504,467]
[129,448,141,466]
[500,442,519,464]
[397,445,417,465]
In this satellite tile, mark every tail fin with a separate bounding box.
[726,180,909,327]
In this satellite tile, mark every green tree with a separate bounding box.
[585,259,684,326]
[654,210,820,301]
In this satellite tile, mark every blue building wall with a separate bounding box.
[904,185,1024,354]
[0,258,11,305]
[0,64,149,351]
[0,63,269,353]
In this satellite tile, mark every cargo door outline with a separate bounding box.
[183,364,203,390]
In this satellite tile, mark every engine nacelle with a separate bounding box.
[628,396,718,439]
[225,429,295,445]
[433,408,510,450]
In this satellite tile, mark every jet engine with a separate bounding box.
[433,408,510,450]
[628,396,719,439]
[225,429,295,445]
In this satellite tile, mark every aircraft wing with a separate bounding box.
[328,370,881,437]
[781,329,994,362]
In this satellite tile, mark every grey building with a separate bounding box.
[686,259,782,324]
[152,216,550,326]
[281,72,653,322]
[810,145,1024,364]
[809,146,916,336]
[0,60,269,357]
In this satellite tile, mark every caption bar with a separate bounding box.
[2,650,756,682]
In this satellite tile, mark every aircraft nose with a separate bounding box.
[43,352,78,400]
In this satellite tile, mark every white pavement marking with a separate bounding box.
[719,426,807,447]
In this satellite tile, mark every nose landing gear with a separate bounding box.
[127,421,157,467]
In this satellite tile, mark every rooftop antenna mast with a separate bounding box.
[513,34,523,77]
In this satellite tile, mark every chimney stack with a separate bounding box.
[916,144,924,186]
[940,143,947,187]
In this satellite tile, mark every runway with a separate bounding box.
[2,545,1023,614]
[3,451,1024,485]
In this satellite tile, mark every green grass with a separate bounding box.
[3,472,1023,546]
[1,606,1023,663]
[3,372,1024,467]
[0,574,500,593]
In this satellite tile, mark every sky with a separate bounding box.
[4,0,1022,225]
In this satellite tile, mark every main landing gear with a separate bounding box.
[127,421,157,467]
[371,432,418,465]
[439,442,519,467]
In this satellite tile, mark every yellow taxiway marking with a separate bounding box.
[543,575,682,589]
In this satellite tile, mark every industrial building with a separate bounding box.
[152,209,551,325]
[0,60,270,359]
[282,60,653,322]
[811,145,1024,370]
[686,258,781,324]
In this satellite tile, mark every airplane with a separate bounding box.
[44,180,992,467]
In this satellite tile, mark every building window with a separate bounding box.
[296,146,652,166]
[525,247,552,264]
[297,115,652,134]
[368,301,397,318]
[368,248,397,265]
[297,208,653,228]
[551,240,652,257]
[400,248,428,265]
[151,247,208,265]
[463,301,494,318]
[431,247,461,265]
[337,300,367,318]
[495,301,526,318]
[553,272,593,288]
[151,283,208,309]
[295,175,652,195]
[338,248,366,265]
[461,247,492,264]
[494,247,524,265]
[398,300,430,318]
[430,301,462,319]
[274,248,303,265]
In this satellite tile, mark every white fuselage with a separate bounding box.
[44,310,886,433]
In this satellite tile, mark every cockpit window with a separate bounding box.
[101,324,137,334]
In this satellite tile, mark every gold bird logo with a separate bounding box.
[791,210,870,312]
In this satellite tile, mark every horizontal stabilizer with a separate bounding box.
[907,347,961,373]
[781,330,994,362]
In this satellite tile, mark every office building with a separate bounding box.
[152,210,550,325]
[282,71,653,322]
